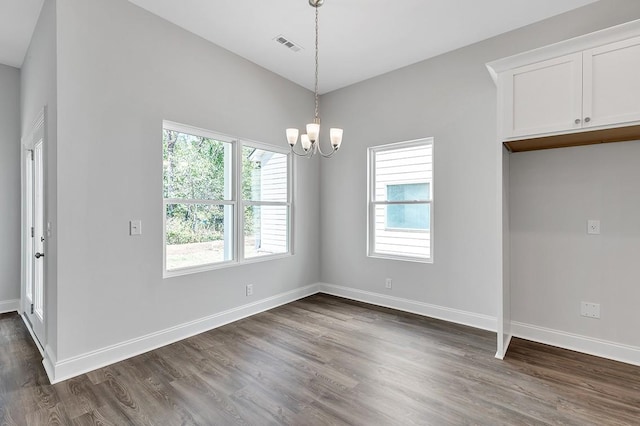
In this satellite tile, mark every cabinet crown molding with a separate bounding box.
[486,19,640,84]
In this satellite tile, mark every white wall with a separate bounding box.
[0,64,21,312]
[53,0,319,362]
[510,141,640,350]
[20,0,58,351]
[319,0,640,328]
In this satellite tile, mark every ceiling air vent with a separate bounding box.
[274,35,302,52]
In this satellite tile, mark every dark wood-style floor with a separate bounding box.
[1,294,639,425]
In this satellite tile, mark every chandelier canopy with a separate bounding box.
[286,0,343,158]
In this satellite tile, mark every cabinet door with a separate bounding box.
[583,36,640,129]
[503,53,583,139]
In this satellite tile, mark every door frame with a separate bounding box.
[21,107,47,353]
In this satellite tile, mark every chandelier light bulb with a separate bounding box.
[306,122,320,143]
[330,128,343,149]
[286,128,299,146]
[301,134,312,151]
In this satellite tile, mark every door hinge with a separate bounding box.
[30,303,34,314]
[30,149,34,161]
[31,227,34,238]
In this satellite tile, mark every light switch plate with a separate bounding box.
[587,219,600,235]
[130,220,142,236]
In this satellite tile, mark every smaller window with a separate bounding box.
[368,138,433,262]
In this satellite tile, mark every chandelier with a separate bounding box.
[286,0,343,158]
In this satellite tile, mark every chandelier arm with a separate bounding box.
[290,144,315,158]
[315,139,337,157]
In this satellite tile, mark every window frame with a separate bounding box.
[162,121,292,278]
[367,137,434,263]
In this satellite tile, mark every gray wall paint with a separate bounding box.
[0,64,21,305]
[318,0,640,321]
[54,0,318,360]
[18,0,640,363]
[20,0,58,352]
[510,141,640,347]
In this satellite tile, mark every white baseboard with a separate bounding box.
[318,283,497,332]
[44,282,499,384]
[511,321,640,367]
[0,299,19,314]
[46,284,320,384]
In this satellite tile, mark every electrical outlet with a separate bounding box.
[580,301,600,319]
[385,278,392,289]
[246,284,253,296]
[587,219,600,235]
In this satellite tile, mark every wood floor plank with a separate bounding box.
[2,297,640,425]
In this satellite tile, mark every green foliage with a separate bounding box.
[163,129,260,245]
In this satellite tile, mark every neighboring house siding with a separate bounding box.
[254,152,287,254]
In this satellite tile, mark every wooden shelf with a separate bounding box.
[504,124,640,152]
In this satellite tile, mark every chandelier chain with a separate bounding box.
[314,5,319,120]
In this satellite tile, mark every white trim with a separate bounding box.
[44,284,319,384]
[0,299,19,314]
[20,312,44,356]
[318,283,496,332]
[511,321,640,367]
[43,344,56,380]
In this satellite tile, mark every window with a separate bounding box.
[368,138,433,262]
[163,122,291,276]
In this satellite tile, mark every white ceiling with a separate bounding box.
[0,0,44,68]
[128,0,599,93]
[1,0,598,93]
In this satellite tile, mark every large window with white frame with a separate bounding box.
[367,138,433,262]
[163,121,291,276]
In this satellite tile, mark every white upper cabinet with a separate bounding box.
[583,36,640,129]
[505,53,583,138]
[488,20,640,149]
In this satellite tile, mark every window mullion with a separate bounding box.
[235,140,242,263]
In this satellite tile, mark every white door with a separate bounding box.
[583,35,640,129]
[503,53,583,139]
[24,141,46,347]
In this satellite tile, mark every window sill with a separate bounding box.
[163,252,292,279]
[367,253,433,264]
